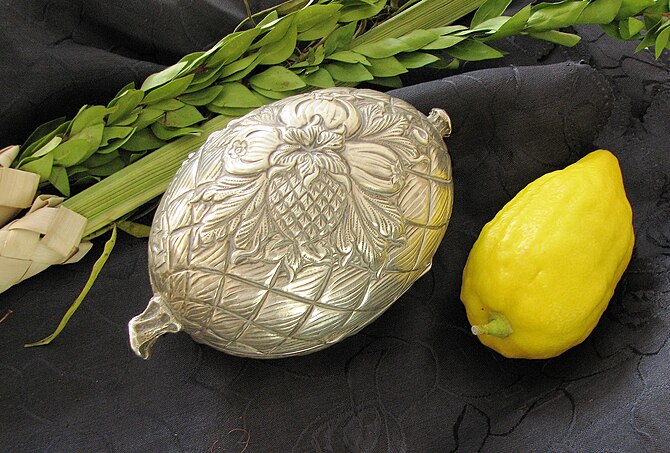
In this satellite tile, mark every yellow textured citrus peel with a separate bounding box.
[460,150,635,359]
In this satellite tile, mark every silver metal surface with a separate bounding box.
[129,87,453,359]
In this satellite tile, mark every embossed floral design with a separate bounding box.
[192,89,428,276]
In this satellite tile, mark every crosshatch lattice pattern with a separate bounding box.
[148,88,453,358]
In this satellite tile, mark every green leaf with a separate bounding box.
[616,0,656,20]
[107,89,145,125]
[295,4,342,31]
[20,153,54,182]
[66,165,90,178]
[20,122,68,159]
[31,136,63,158]
[485,5,532,41]
[207,105,256,117]
[178,85,224,106]
[178,50,209,75]
[291,46,327,68]
[117,220,151,238]
[298,14,340,41]
[87,158,126,176]
[210,82,264,108]
[471,0,513,27]
[528,30,582,46]
[219,52,262,78]
[644,13,663,31]
[464,16,511,34]
[601,22,623,39]
[323,62,374,82]
[576,0,622,25]
[302,67,336,88]
[53,123,105,167]
[151,123,202,141]
[191,60,226,86]
[72,175,101,186]
[249,66,307,91]
[250,86,293,100]
[101,127,134,146]
[150,99,185,111]
[82,150,120,168]
[326,50,371,64]
[110,82,136,102]
[132,108,165,130]
[396,29,443,52]
[636,21,662,51]
[258,10,279,27]
[431,25,470,35]
[260,22,299,65]
[25,225,117,348]
[619,17,646,39]
[367,56,408,77]
[21,116,67,149]
[143,75,194,105]
[445,58,461,70]
[446,40,505,60]
[527,1,589,32]
[655,25,670,58]
[48,165,70,196]
[353,38,410,58]
[371,75,403,88]
[421,35,467,50]
[69,105,108,135]
[98,127,136,154]
[397,52,440,69]
[206,28,262,67]
[339,0,386,22]
[250,16,294,49]
[127,151,147,165]
[122,128,166,151]
[115,109,142,126]
[162,105,206,128]
[324,22,357,54]
[141,61,189,91]
[51,139,96,168]
[275,0,313,16]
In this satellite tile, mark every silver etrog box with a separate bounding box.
[129,87,453,359]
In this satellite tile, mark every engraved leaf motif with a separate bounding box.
[354,185,404,243]
[355,105,422,163]
[336,184,404,269]
[193,174,266,246]
[231,205,272,262]
[358,104,409,138]
[232,183,273,261]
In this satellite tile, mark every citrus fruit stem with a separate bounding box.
[471,313,511,338]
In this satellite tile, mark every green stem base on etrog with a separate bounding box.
[471,313,512,338]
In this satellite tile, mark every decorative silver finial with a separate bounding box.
[427,108,452,137]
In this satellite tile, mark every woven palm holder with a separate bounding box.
[0,147,91,293]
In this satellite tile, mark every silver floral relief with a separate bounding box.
[145,87,453,358]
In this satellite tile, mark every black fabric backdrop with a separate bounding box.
[1,1,669,452]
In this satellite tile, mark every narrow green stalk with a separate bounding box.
[24,225,118,347]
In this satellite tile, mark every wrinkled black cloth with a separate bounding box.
[1,1,669,452]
